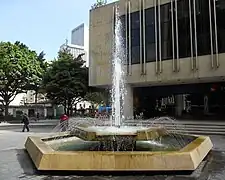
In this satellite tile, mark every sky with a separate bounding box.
[0,0,116,105]
[0,0,115,60]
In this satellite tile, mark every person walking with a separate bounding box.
[60,114,69,131]
[22,113,30,132]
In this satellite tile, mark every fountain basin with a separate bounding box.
[69,126,166,140]
[25,128,213,171]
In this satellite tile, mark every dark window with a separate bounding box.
[160,3,171,23]
[197,33,211,56]
[145,7,156,62]
[176,0,191,58]
[218,29,225,53]
[161,41,173,60]
[161,22,172,42]
[131,29,140,46]
[145,8,155,26]
[131,46,140,64]
[177,0,189,19]
[145,25,155,43]
[120,15,126,46]
[178,18,189,40]
[131,11,140,29]
[179,36,191,58]
[146,43,156,62]
[178,17,191,58]
[195,0,211,56]
[122,0,223,64]
[216,0,225,53]
[131,11,140,64]
[160,3,172,60]
[196,0,210,34]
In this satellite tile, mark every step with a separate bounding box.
[165,127,225,132]
[124,123,225,128]
[168,130,225,135]
[124,122,225,127]
[153,124,225,129]
[123,124,225,130]
[124,120,225,126]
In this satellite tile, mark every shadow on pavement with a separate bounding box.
[16,149,38,176]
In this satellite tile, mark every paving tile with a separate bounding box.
[0,128,225,180]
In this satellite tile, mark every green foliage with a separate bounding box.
[42,48,88,114]
[27,51,48,102]
[91,0,107,9]
[85,90,109,107]
[0,41,44,117]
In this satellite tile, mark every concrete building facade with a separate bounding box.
[89,0,225,120]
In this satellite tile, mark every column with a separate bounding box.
[204,95,209,114]
[124,84,133,119]
[44,108,47,118]
[13,108,16,118]
[175,95,184,117]
[53,108,57,118]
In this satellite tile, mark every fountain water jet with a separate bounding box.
[111,6,126,127]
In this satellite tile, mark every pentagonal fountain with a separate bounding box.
[25,6,213,172]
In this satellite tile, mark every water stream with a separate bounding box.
[111,6,126,127]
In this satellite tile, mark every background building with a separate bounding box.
[59,23,89,67]
[71,23,89,66]
[25,90,46,104]
[59,24,91,110]
[60,43,87,66]
[89,0,225,120]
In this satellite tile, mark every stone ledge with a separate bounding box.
[69,126,167,141]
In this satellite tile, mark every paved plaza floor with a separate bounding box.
[0,126,225,180]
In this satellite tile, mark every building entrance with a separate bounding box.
[134,82,225,120]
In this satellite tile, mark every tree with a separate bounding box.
[28,51,48,104]
[91,0,107,9]
[85,90,109,108]
[0,41,44,119]
[42,48,88,115]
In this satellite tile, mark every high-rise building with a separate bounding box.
[71,23,89,66]
[89,0,225,120]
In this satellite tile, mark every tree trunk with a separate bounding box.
[63,100,67,114]
[63,105,67,114]
[67,99,73,116]
[35,90,38,120]
[66,108,69,116]
[35,90,38,104]
[4,103,9,122]
[69,105,73,116]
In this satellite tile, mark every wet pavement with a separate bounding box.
[0,127,225,180]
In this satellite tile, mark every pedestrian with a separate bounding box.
[21,113,30,132]
[36,112,39,121]
[60,114,69,131]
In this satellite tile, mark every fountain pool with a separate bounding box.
[25,121,213,171]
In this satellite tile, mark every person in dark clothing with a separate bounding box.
[36,112,40,121]
[22,113,30,132]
